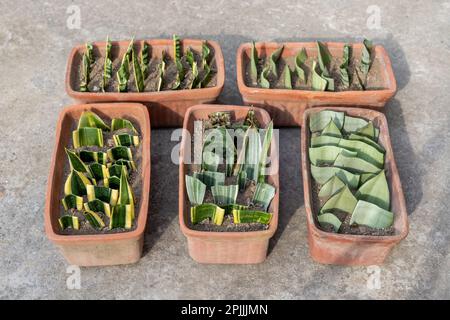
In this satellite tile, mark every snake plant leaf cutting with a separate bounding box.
[339,44,351,89]
[72,127,103,148]
[140,41,150,78]
[311,60,328,91]
[107,146,133,161]
[260,66,270,89]
[201,150,221,172]
[295,48,307,83]
[83,210,106,229]
[212,184,239,205]
[78,111,111,130]
[350,200,393,229]
[311,164,360,189]
[244,127,262,181]
[309,110,344,132]
[101,36,113,92]
[110,204,133,229]
[171,34,185,90]
[156,55,166,92]
[64,170,93,196]
[233,209,272,224]
[79,150,107,164]
[320,185,357,214]
[222,204,248,215]
[269,45,284,78]
[84,199,111,217]
[185,175,206,206]
[59,216,79,230]
[360,38,373,81]
[249,41,258,85]
[318,175,346,201]
[317,41,332,76]
[113,134,139,147]
[132,47,145,92]
[80,52,90,92]
[258,121,273,183]
[111,118,138,134]
[59,110,142,233]
[317,213,342,232]
[62,194,84,211]
[194,171,225,187]
[321,119,342,138]
[309,110,394,234]
[87,185,119,205]
[191,203,225,225]
[252,182,275,211]
[355,170,390,210]
[117,39,134,92]
[284,65,292,89]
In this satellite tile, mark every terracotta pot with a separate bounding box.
[45,103,151,266]
[179,105,279,264]
[66,39,225,127]
[237,42,397,127]
[301,107,408,266]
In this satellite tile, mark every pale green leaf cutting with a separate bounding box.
[320,185,357,214]
[185,175,206,206]
[252,182,276,211]
[318,175,346,201]
[317,213,341,232]
[310,165,360,189]
[311,60,327,91]
[348,133,385,153]
[338,138,384,168]
[359,172,378,185]
[72,127,103,148]
[343,115,368,133]
[269,45,284,78]
[355,121,378,141]
[360,38,373,79]
[309,110,345,132]
[78,111,110,130]
[339,44,351,89]
[355,170,390,210]
[191,203,224,225]
[295,48,307,83]
[309,146,344,166]
[258,121,273,183]
[111,118,138,134]
[233,209,272,224]
[283,64,292,89]
[193,170,225,187]
[317,41,331,76]
[350,200,393,229]
[260,66,270,88]
[333,150,380,174]
[211,184,238,205]
[321,119,342,138]
[245,127,261,181]
[249,41,258,85]
[201,150,220,172]
[310,135,340,148]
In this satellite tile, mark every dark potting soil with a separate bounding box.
[244,52,386,91]
[187,117,273,232]
[311,181,395,236]
[77,45,217,92]
[59,119,143,235]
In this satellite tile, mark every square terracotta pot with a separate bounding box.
[66,39,225,128]
[179,105,279,264]
[237,42,397,127]
[301,107,408,266]
[45,103,151,266]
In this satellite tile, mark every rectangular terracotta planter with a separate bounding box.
[179,105,279,264]
[301,107,408,266]
[45,103,151,266]
[66,39,225,128]
[237,42,397,127]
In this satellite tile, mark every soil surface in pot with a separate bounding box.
[77,44,217,92]
[60,118,143,235]
[245,49,386,91]
[186,113,275,232]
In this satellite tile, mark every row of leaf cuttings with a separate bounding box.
[79,34,214,93]
[308,110,394,233]
[248,39,374,91]
[59,111,140,232]
[185,110,276,227]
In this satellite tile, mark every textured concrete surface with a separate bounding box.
[0,0,449,299]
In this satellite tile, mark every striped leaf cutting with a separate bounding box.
[140,41,150,78]
[117,166,135,219]
[65,148,93,179]
[78,111,110,130]
[190,203,225,225]
[252,182,276,211]
[193,171,225,187]
[89,162,109,186]
[232,209,272,225]
[211,184,238,206]
[185,175,206,206]
[107,146,133,161]
[101,36,113,92]
[132,47,145,92]
[110,204,133,229]
[72,127,103,148]
[113,159,136,171]
[111,118,138,134]
[58,216,79,230]
[64,170,92,196]
[84,210,105,229]
[117,38,134,92]
[86,185,118,206]
[84,199,111,217]
[108,164,128,178]
[61,194,83,211]
[113,134,139,147]
[258,121,273,183]
[79,150,107,164]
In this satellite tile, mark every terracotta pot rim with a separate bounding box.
[44,103,151,243]
[301,107,409,243]
[236,41,397,97]
[178,104,279,239]
[65,38,225,100]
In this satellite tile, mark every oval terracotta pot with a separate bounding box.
[45,103,151,266]
[301,107,408,266]
[237,42,397,127]
[179,105,279,264]
[66,39,225,128]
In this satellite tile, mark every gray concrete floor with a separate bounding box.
[0,0,449,299]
